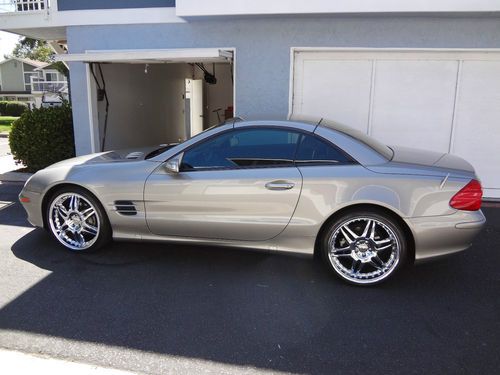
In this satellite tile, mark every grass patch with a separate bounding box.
[0,116,19,133]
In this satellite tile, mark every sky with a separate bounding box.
[0,31,21,61]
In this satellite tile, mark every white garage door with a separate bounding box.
[291,49,500,199]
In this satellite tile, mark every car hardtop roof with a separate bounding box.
[237,115,394,161]
[233,119,315,132]
[227,116,372,138]
[230,115,342,131]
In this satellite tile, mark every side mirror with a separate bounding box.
[164,153,183,174]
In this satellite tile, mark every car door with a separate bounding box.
[144,127,303,241]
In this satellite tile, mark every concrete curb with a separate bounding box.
[0,171,32,183]
[0,349,139,375]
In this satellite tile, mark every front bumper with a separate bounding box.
[406,209,486,263]
[19,188,44,228]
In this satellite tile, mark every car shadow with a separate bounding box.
[0,196,33,229]
[1,208,499,374]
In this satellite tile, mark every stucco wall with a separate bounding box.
[67,15,500,155]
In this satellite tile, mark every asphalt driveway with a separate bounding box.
[0,181,499,374]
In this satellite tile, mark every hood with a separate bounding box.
[46,144,176,169]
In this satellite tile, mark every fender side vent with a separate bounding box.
[114,200,137,216]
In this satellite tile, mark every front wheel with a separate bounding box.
[47,187,111,252]
[321,210,408,285]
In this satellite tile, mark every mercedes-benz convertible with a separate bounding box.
[19,117,485,285]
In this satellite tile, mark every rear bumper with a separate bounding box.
[406,210,486,263]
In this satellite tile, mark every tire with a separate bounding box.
[46,186,111,253]
[320,209,408,286]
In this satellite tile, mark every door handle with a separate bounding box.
[265,181,295,190]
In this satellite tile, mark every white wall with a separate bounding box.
[96,63,193,150]
[176,0,500,16]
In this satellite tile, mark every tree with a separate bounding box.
[11,37,52,62]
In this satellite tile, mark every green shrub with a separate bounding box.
[9,104,75,172]
[0,101,8,115]
[5,101,28,116]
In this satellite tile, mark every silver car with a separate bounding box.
[19,117,486,285]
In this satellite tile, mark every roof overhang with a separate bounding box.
[0,57,45,68]
[55,48,233,64]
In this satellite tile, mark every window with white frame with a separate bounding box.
[16,0,47,12]
[44,71,58,82]
[24,72,38,91]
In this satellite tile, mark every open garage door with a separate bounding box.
[57,49,234,153]
[291,49,500,199]
[57,48,233,64]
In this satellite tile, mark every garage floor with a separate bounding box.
[0,181,499,375]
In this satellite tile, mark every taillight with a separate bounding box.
[449,179,483,211]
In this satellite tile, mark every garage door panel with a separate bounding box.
[452,60,500,194]
[292,50,500,198]
[294,58,372,133]
[370,60,458,152]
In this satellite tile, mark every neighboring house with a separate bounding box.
[0,0,500,198]
[0,57,44,107]
[0,57,68,108]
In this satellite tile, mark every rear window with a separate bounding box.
[295,134,352,164]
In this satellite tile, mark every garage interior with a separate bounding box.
[83,50,234,151]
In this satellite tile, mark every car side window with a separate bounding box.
[181,128,301,171]
[295,134,352,165]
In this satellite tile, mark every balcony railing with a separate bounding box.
[0,0,48,13]
[31,80,67,93]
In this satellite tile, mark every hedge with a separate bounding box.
[0,101,28,116]
[9,104,75,172]
[6,101,28,116]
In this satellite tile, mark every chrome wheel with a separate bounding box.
[327,217,401,284]
[48,192,100,251]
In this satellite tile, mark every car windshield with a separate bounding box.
[145,118,240,160]
[320,119,394,160]
[145,144,178,159]
[145,120,235,160]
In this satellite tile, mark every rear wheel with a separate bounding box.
[321,210,407,285]
[46,187,111,252]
